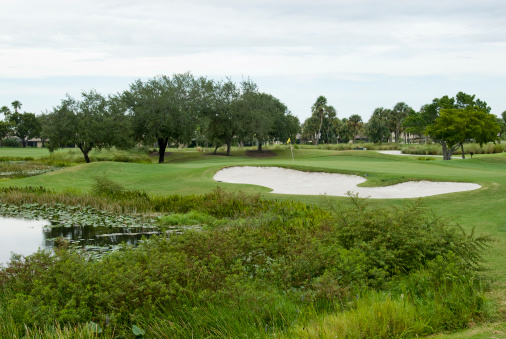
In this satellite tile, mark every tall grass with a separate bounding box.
[286,291,427,338]
[272,142,402,151]
[402,143,506,156]
[41,147,153,164]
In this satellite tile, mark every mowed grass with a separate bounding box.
[1,146,506,336]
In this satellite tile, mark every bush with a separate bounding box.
[0,190,493,337]
[1,137,21,147]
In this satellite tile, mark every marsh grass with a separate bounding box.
[285,291,427,338]
[402,143,506,156]
[44,147,153,164]
[0,161,60,179]
[271,142,401,151]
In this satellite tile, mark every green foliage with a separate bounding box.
[302,96,339,145]
[0,160,60,179]
[422,92,498,160]
[157,211,218,227]
[0,191,492,337]
[91,175,125,196]
[124,73,209,163]
[8,111,41,147]
[1,137,21,147]
[365,107,390,143]
[43,91,133,163]
[131,325,144,337]
[0,120,11,140]
[402,142,506,156]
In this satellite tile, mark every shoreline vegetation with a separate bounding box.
[0,186,497,338]
[0,145,504,338]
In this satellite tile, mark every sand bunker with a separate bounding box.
[213,166,481,199]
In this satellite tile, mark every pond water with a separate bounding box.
[0,216,160,266]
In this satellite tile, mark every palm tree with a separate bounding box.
[392,102,413,143]
[311,96,327,145]
[348,114,363,143]
[0,106,10,119]
[11,101,22,113]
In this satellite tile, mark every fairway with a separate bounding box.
[1,147,505,337]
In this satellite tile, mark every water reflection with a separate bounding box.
[0,217,49,265]
[45,225,159,247]
[0,217,159,266]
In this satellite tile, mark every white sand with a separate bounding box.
[376,150,445,157]
[213,166,481,199]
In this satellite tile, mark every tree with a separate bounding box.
[43,91,132,163]
[204,79,244,156]
[402,110,425,143]
[0,106,10,119]
[425,107,500,160]
[391,102,414,143]
[365,108,390,143]
[421,92,493,150]
[124,73,209,163]
[499,111,506,141]
[0,106,12,142]
[241,90,296,151]
[302,97,339,144]
[348,114,363,143]
[277,113,300,144]
[313,96,327,145]
[11,100,22,113]
[0,121,10,141]
[338,118,353,143]
[8,111,41,147]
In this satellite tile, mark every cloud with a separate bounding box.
[1,0,505,119]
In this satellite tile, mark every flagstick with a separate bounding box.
[290,144,294,162]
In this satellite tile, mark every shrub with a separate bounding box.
[0,190,493,337]
[1,137,21,147]
[91,175,125,196]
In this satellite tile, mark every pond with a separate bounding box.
[0,216,160,266]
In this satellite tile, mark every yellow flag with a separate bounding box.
[287,138,291,144]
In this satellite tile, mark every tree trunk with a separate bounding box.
[316,109,323,146]
[83,151,91,163]
[442,144,451,160]
[226,141,231,156]
[158,137,168,163]
[78,144,92,163]
[22,139,27,148]
[214,145,219,154]
[257,139,262,152]
[460,143,465,159]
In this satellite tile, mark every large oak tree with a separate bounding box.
[43,91,132,163]
[124,73,209,163]
[425,107,500,160]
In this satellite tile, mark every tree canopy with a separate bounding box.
[365,108,390,143]
[425,106,500,160]
[124,73,210,163]
[302,96,339,144]
[43,91,132,163]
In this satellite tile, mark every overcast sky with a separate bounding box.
[1,0,505,122]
